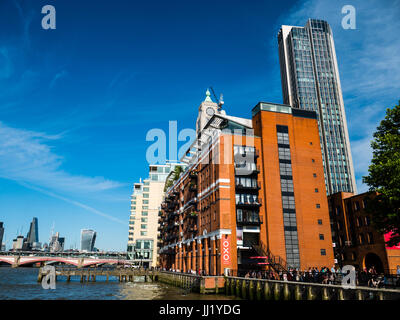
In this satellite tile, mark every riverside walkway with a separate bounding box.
[37,268,400,300]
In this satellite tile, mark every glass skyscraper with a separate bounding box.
[278,19,356,195]
[80,229,97,252]
[27,217,39,245]
[0,222,4,250]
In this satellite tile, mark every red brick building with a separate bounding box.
[158,97,334,275]
[328,191,400,274]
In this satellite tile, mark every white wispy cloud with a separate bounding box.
[19,182,127,226]
[49,70,68,88]
[0,122,125,194]
[281,0,400,192]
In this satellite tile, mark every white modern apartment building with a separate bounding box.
[127,162,186,267]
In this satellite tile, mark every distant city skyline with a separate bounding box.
[0,0,399,250]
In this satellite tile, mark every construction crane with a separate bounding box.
[209,86,224,111]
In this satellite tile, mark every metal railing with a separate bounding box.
[250,241,288,272]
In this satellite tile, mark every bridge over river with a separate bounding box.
[0,252,129,268]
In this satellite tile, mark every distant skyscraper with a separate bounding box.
[0,222,4,250]
[81,229,96,252]
[278,19,356,195]
[49,232,64,252]
[27,217,39,245]
[13,236,24,250]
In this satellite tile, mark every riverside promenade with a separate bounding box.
[157,271,400,300]
[38,268,400,300]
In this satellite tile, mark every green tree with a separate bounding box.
[363,101,400,247]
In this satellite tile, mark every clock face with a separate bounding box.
[206,107,215,116]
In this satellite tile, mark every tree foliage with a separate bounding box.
[363,101,400,246]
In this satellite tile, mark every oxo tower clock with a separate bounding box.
[206,107,215,116]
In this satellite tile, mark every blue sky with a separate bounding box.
[0,0,399,251]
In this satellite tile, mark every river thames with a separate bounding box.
[0,267,239,300]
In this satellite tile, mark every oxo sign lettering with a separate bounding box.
[222,237,230,265]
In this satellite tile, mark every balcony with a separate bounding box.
[237,213,263,226]
[236,197,262,208]
[189,171,198,179]
[167,212,179,221]
[186,224,198,234]
[184,211,198,221]
[235,181,261,191]
[234,164,260,175]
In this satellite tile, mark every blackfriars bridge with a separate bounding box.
[0,251,128,268]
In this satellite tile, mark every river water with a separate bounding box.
[0,267,238,300]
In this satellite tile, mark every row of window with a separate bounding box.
[236,209,260,223]
[235,194,259,204]
[235,177,258,188]
[277,125,300,269]
[130,231,148,237]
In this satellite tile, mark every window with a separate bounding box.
[316,204,321,209]
[279,162,292,176]
[319,234,324,240]
[367,232,374,244]
[278,147,291,160]
[282,196,295,209]
[320,249,326,256]
[143,241,151,249]
[140,231,147,236]
[142,211,148,216]
[313,173,317,178]
[312,159,315,163]
[281,179,294,192]
[143,200,149,204]
[277,132,290,145]
[318,219,323,225]
[143,193,149,198]
[315,188,319,193]
[141,218,147,222]
[359,234,365,245]
[141,224,147,229]
[362,199,367,208]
